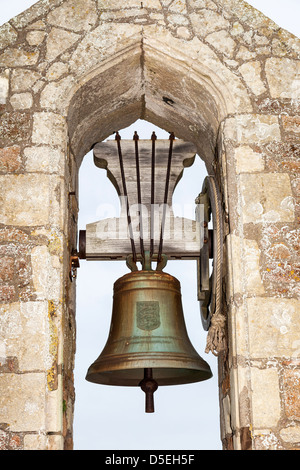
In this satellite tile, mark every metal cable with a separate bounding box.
[157,132,175,262]
[115,131,137,262]
[150,132,157,258]
[133,131,145,260]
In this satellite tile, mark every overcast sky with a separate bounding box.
[0,0,299,451]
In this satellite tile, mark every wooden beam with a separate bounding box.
[85,138,202,260]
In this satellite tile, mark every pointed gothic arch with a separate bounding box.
[65,24,251,169]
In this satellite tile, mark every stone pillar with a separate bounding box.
[218,107,300,449]
[0,104,76,448]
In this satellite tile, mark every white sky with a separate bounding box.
[0,0,299,451]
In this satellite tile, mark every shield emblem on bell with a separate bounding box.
[136,301,160,331]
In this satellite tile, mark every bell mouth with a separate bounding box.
[86,366,212,387]
[86,351,212,387]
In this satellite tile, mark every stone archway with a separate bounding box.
[66,24,249,168]
[0,0,299,450]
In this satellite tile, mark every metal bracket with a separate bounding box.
[196,176,223,331]
[69,253,80,281]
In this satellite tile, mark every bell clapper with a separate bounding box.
[139,368,158,413]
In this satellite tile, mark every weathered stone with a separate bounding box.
[222,395,232,437]
[167,14,189,26]
[239,61,267,96]
[101,9,148,21]
[149,12,165,24]
[0,285,15,303]
[234,145,264,173]
[0,228,29,244]
[24,146,65,175]
[262,260,300,298]
[176,26,192,40]
[32,112,67,147]
[31,246,62,301]
[190,10,230,37]
[254,33,269,45]
[11,69,41,93]
[0,429,23,451]
[98,0,162,8]
[265,58,300,100]
[0,301,49,370]
[206,30,236,58]
[236,45,256,61]
[0,174,51,226]
[46,375,63,432]
[277,29,300,56]
[46,28,80,62]
[0,257,14,283]
[219,0,279,34]
[280,426,300,444]
[224,114,281,144]
[46,434,64,450]
[40,76,75,113]
[16,255,32,290]
[0,113,31,146]
[0,23,18,51]
[24,434,48,451]
[47,0,98,32]
[253,431,281,450]
[46,61,69,81]
[0,146,21,173]
[266,243,291,260]
[240,173,294,223]
[26,30,46,46]
[0,71,9,105]
[283,369,300,420]
[9,0,64,29]
[0,48,39,67]
[188,0,217,9]
[26,19,47,31]
[230,21,244,36]
[0,373,46,432]
[169,0,187,14]
[69,23,142,77]
[251,368,281,429]
[10,92,33,110]
[282,116,300,142]
[247,297,300,358]
[229,235,265,295]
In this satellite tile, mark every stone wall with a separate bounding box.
[0,0,299,450]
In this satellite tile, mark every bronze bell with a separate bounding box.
[86,269,212,412]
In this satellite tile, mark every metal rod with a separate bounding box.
[139,368,158,413]
[133,131,145,260]
[115,132,137,262]
[150,132,157,258]
[158,132,175,262]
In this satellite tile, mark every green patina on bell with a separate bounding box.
[86,254,212,412]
